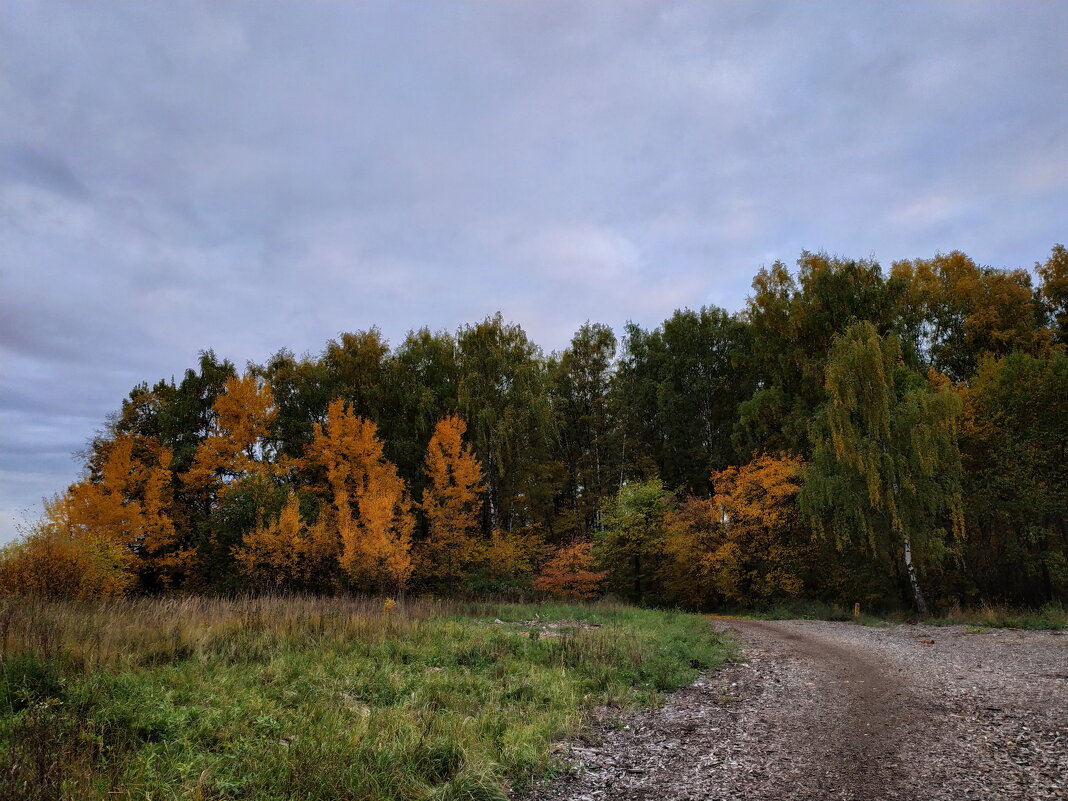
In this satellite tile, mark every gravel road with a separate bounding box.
[527,619,1067,801]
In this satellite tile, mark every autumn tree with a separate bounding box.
[307,399,414,593]
[234,491,336,591]
[893,251,1047,381]
[0,432,184,597]
[1037,244,1068,345]
[0,524,132,599]
[800,322,964,614]
[660,455,811,608]
[183,373,287,499]
[533,541,606,599]
[476,526,546,593]
[53,434,188,589]
[415,415,485,591]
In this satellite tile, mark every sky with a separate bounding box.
[1,2,1066,542]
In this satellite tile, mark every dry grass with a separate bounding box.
[0,595,729,800]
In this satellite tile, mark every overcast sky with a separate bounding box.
[1,2,1066,542]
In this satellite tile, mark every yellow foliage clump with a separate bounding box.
[482,526,545,590]
[21,433,186,594]
[307,399,414,593]
[234,491,336,590]
[184,374,289,499]
[662,454,810,607]
[0,524,133,599]
[416,415,485,589]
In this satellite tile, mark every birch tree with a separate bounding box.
[800,322,964,614]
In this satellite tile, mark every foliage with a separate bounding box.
[1036,244,1068,345]
[533,542,607,599]
[7,245,1067,609]
[415,415,486,591]
[0,523,132,599]
[307,399,414,593]
[956,351,1068,602]
[551,323,619,539]
[616,308,751,493]
[800,322,964,613]
[234,491,337,591]
[475,526,546,593]
[893,250,1048,381]
[595,479,672,604]
[662,455,810,608]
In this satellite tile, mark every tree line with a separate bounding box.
[2,246,1066,611]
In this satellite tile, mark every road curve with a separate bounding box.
[528,619,1067,801]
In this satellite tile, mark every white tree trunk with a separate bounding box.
[903,534,929,616]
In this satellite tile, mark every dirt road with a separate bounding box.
[528,619,1067,801]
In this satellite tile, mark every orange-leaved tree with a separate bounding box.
[234,491,336,591]
[707,454,809,604]
[183,373,288,502]
[0,433,182,597]
[306,399,413,593]
[415,415,485,590]
[49,434,185,591]
[662,454,809,607]
[532,541,606,599]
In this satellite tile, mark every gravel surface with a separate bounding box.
[525,619,1068,801]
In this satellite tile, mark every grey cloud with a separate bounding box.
[1,1,1066,541]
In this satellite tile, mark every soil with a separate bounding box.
[525,619,1068,801]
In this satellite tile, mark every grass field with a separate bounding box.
[0,596,731,800]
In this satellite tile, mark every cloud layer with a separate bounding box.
[2,1,1066,540]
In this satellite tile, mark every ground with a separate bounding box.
[528,619,1068,801]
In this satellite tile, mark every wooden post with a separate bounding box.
[853,602,861,621]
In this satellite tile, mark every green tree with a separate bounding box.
[800,322,964,614]
[379,328,460,491]
[737,253,902,456]
[595,479,671,604]
[958,351,1068,601]
[258,348,332,461]
[456,314,561,535]
[616,308,751,494]
[551,322,619,538]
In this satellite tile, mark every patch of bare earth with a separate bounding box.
[524,619,1067,801]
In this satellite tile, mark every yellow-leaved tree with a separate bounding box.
[234,491,336,590]
[0,433,180,597]
[415,415,485,590]
[661,454,810,607]
[307,399,413,593]
[183,373,287,500]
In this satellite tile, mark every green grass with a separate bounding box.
[725,599,1068,630]
[0,596,731,800]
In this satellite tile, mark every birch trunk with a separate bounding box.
[902,534,929,616]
